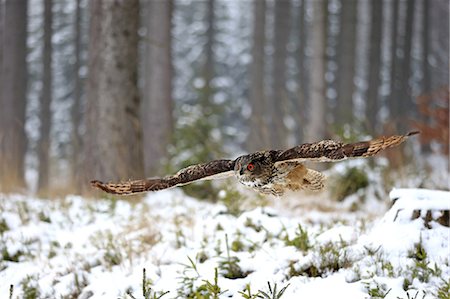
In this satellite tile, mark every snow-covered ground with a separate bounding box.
[1,161,449,298]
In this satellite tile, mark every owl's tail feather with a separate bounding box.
[302,169,326,191]
[90,180,147,195]
[342,131,419,158]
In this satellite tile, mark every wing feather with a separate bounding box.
[91,159,235,195]
[275,131,419,164]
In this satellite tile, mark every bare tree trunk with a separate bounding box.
[295,0,307,144]
[82,0,102,193]
[366,0,382,135]
[306,0,326,142]
[203,0,215,106]
[249,0,268,152]
[84,0,143,189]
[421,0,430,96]
[0,0,28,192]
[271,0,290,148]
[0,0,3,120]
[37,0,53,195]
[336,0,357,128]
[388,0,400,125]
[95,0,143,181]
[142,0,173,176]
[399,0,415,130]
[71,0,83,192]
[419,0,431,153]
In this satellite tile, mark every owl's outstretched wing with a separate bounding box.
[275,131,419,164]
[91,159,235,195]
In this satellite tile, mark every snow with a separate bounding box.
[0,186,449,298]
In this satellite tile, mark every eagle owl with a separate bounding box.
[91,131,418,196]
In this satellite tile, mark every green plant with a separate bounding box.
[238,284,258,299]
[364,280,391,299]
[396,290,426,299]
[284,224,311,252]
[219,187,246,217]
[257,282,290,299]
[292,241,353,278]
[331,167,369,201]
[1,245,24,262]
[0,218,9,235]
[177,256,200,298]
[407,235,442,283]
[38,211,51,223]
[218,234,248,279]
[201,268,227,299]
[127,268,169,299]
[20,274,40,299]
[434,278,450,299]
[90,230,123,268]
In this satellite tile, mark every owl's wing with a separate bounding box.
[91,159,235,195]
[275,131,419,164]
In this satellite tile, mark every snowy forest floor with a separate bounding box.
[0,159,449,299]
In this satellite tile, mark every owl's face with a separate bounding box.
[234,151,274,188]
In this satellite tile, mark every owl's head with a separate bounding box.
[234,151,275,187]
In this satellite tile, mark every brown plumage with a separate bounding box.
[91,131,419,196]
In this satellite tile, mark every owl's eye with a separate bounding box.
[247,163,255,171]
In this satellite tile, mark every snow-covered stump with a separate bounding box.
[388,188,450,228]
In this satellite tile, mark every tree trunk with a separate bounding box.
[37,0,53,195]
[366,0,382,135]
[249,0,268,152]
[271,0,290,148]
[83,0,143,189]
[142,0,173,176]
[421,0,430,96]
[306,0,326,142]
[336,0,357,128]
[0,0,28,192]
[203,0,215,106]
[295,0,307,144]
[83,0,102,193]
[398,0,415,130]
[71,0,83,192]
[388,0,400,125]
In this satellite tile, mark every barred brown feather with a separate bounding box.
[91,131,419,196]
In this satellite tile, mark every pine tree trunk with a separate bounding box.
[388,0,402,131]
[306,0,326,142]
[271,0,290,148]
[390,0,415,132]
[399,0,415,130]
[249,0,268,152]
[419,0,431,153]
[366,0,382,135]
[142,0,173,176]
[37,0,53,195]
[83,0,143,188]
[0,0,3,120]
[83,0,103,192]
[71,0,83,192]
[295,0,307,144]
[421,0,430,96]
[203,0,215,106]
[0,0,28,192]
[336,0,357,128]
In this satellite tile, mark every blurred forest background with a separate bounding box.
[0,0,448,197]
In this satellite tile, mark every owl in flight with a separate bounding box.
[91,131,418,196]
